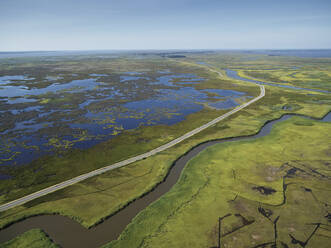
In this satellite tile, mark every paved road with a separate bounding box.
[208,68,224,78]
[0,71,265,212]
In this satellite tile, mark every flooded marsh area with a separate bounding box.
[0,54,251,168]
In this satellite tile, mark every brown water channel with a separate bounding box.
[0,112,330,248]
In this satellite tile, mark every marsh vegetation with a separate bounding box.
[0,51,331,248]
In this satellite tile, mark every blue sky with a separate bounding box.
[1,0,330,51]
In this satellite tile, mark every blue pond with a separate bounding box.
[0,75,34,83]
[208,99,240,109]
[0,78,103,98]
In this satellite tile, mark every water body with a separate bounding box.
[0,78,103,98]
[120,75,149,82]
[241,49,331,58]
[0,75,34,84]
[0,111,329,248]
[226,69,330,93]
[208,98,240,109]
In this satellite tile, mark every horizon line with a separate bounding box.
[1,48,331,53]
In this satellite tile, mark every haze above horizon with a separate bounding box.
[1,0,330,51]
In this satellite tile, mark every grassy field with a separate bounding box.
[0,229,58,248]
[105,115,331,248]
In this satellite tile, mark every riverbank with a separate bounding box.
[105,113,331,248]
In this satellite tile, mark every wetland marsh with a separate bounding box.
[0,59,250,167]
[0,50,331,248]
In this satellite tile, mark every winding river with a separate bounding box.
[0,111,330,248]
[0,69,330,247]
